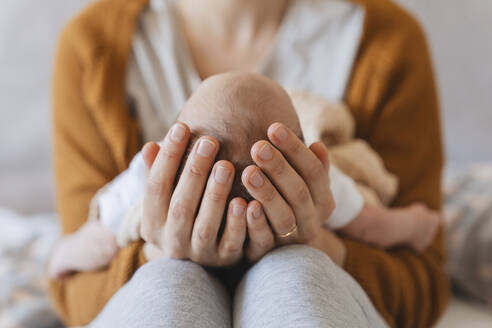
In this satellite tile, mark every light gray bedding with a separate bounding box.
[0,209,61,328]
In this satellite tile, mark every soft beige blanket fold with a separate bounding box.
[290,91,398,206]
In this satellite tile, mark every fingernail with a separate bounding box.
[249,170,264,188]
[258,143,273,161]
[214,165,231,184]
[274,126,288,142]
[197,139,216,157]
[253,206,263,219]
[233,204,245,217]
[170,124,186,142]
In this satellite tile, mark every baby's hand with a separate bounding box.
[341,203,441,252]
[400,203,441,252]
[49,221,119,279]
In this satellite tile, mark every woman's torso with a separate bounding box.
[127,0,365,143]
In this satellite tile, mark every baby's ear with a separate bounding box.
[142,142,160,171]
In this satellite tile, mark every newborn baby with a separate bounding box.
[48,73,440,278]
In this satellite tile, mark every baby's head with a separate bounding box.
[176,72,303,201]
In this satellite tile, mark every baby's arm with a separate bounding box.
[326,165,440,251]
[340,203,441,251]
[48,220,118,279]
[48,149,149,280]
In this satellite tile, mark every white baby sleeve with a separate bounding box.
[97,151,147,235]
[326,165,364,230]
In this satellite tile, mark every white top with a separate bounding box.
[98,0,365,235]
[127,0,365,141]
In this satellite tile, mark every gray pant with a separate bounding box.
[90,245,387,328]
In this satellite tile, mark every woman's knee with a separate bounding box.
[238,245,342,305]
[128,259,230,316]
[92,259,231,328]
[130,258,211,294]
[252,245,338,283]
[235,245,387,328]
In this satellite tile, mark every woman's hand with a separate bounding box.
[307,227,347,267]
[242,200,276,262]
[242,123,336,250]
[140,123,247,267]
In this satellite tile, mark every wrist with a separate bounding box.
[309,228,346,267]
[341,204,383,236]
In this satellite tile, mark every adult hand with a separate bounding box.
[140,123,247,267]
[242,123,335,250]
[241,201,346,265]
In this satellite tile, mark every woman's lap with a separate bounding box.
[90,245,386,328]
[235,245,387,328]
[89,259,231,328]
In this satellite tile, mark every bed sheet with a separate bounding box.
[0,208,62,328]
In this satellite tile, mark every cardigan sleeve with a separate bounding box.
[48,20,147,326]
[342,5,450,327]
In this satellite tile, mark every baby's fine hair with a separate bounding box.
[173,72,304,204]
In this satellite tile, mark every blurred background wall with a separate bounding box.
[0,0,89,213]
[0,0,491,214]
[396,0,492,166]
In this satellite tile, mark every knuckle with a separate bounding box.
[261,185,277,202]
[222,241,241,255]
[248,218,265,232]
[208,190,228,203]
[280,213,296,231]
[295,183,310,203]
[166,242,187,259]
[146,176,171,196]
[288,139,302,154]
[270,158,287,176]
[249,224,264,234]
[187,163,206,178]
[160,146,181,161]
[306,162,325,181]
[228,222,244,235]
[169,201,192,221]
[197,225,214,242]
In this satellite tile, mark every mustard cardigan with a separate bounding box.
[49,0,450,326]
